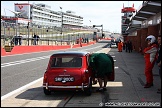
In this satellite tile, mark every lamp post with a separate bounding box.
[60,7,63,35]
[27,1,30,46]
[15,16,18,46]
[27,22,30,45]
[14,14,19,46]
[60,7,63,45]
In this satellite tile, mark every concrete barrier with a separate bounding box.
[10,45,71,55]
[1,41,96,56]
[72,41,95,48]
[1,47,6,56]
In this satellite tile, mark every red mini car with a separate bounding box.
[43,51,115,96]
[43,51,94,96]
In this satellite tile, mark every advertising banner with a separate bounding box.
[15,4,30,19]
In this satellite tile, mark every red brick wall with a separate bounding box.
[147,25,159,39]
[126,36,137,50]
[158,22,161,36]
[123,35,128,42]
[122,23,161,53]
[136,29,141,52]
[141,28,148,53]
[158,22,161,35]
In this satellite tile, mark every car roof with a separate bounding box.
[111,42,116,44]
[51,51,90,57]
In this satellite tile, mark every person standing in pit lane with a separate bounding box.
[89,53,113,92]
[143,35,158,88]
[118,40,123,52]
[156,35,161,93]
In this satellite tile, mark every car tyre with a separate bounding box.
[43,87,51,95]
[84,79,92,96]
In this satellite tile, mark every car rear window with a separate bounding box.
[50,57,82,68]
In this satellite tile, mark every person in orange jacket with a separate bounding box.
[143,35,158,88]
[118,40,123,52]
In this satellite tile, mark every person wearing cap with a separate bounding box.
[143,35,158,88]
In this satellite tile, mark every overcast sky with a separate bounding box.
[1,1,143,33]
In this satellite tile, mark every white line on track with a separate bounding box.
[1,55,50,68]
[1,45,103,68]
[80,45,103,51]
[1,77,43,101]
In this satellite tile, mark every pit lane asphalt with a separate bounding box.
[1,44,161,107]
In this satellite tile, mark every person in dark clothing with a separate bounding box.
[87,38,89,44]
[102,33,105,38]
[18,36,22,45]
[36,35,40,45]
[125,41,128,52]
[14,36,18,46]
[123,42,125,50]
[33,33,37,45]
[127,40,133,53]
[156,36,161,93]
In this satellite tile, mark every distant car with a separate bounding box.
[43,51,94,96]
[110,42,117,48]
[115,38,121,43]
[111,38,115,42]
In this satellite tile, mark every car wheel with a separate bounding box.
[43,87,51,95]
[84,79,92,96]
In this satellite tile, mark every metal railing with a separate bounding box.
[1,21,95,48]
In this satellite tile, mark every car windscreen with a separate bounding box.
[111,43,116,45]
[50,57,82,68]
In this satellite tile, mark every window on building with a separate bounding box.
[148,20,152,25]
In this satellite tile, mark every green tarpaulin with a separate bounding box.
[89,53,113,78]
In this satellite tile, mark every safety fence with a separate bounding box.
[1,21,99,48]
